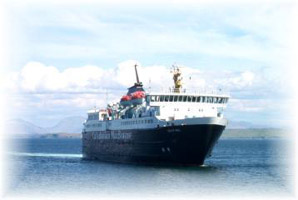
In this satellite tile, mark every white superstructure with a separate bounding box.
[83,65,229,133]
[146,91,229,121]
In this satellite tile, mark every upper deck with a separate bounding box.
[85,64,230,122]
[146,87,229,105]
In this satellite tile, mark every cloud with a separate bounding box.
[6,1,295,69]
[2,60,291,127]
[10,61,105,92]
[5,61,268,95]
[5,61,287,102]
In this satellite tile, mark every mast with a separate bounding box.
[134,64,140,84]
[171,64,182,93]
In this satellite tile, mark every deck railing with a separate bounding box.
[144,87,230,96]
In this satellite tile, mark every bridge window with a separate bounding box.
[156,96,160,102]
[150,96,155,102]
[169,95,174,102]
[174,95,178,102]
[192,96,196,102]
[201,96,205,103]
[178,96,183,102]
[183,96,187,102]
[207,97,212,103]
[213,97,217,103]
[165,95,169,102]
[187,96,192,102]
[160,95,165,102]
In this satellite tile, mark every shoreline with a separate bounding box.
[6,128,289,139]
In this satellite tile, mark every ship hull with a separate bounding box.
[82,124,225,165]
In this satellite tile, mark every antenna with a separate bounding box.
[134,64,140,84]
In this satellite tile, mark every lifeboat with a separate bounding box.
[131,91,145,105]
[120,95,132,107]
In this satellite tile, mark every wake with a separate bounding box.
[7,152,83,158]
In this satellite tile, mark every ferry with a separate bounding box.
[82,64,229,165]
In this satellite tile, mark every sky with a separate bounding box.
[0,0,297,128]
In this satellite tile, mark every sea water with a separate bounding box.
[4,137,294,199]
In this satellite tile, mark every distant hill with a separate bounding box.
[222,129,287,138]
[5,116,85,137]
[5,117,283,138]
[5,119,46,135]
[226,121,271,129]
[47,116,85,133]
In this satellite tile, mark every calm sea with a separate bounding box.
[4,137,294,199]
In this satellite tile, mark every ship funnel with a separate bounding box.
[127,63,144,95]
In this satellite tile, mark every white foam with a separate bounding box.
[7,152,83,158]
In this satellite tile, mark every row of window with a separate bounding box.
[174,108,205,112]
[85,130,132,134]
[86,123,102,128]
[86,119,155,128]
[148,95,228,104]
[88,114,99,120]
[120,119,154,126]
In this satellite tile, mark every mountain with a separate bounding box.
[47,116,85,133]
[222,129,286,138]
[5,119,46,135]
[226,121,254,129]
[5,117,276,137]
[5,116,85,136]
[226,121,271,129]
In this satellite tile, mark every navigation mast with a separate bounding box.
[171,64,183,93]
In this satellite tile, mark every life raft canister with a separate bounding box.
[131,91,145,105]
[120,95,132,107]
[121,95,131,101]
[131,91,145,99]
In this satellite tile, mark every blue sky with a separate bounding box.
[1,0,297,127]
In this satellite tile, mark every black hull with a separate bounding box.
[82,124,225,165]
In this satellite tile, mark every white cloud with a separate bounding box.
[4,61,171,94]
[223,71,255,88]
[5,60,286,100]
[3,60,291,127]
[10,61,105,92]
[5,0,296,69]
[5,61,261,95]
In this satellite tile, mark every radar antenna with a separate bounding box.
[171,64,182,93]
